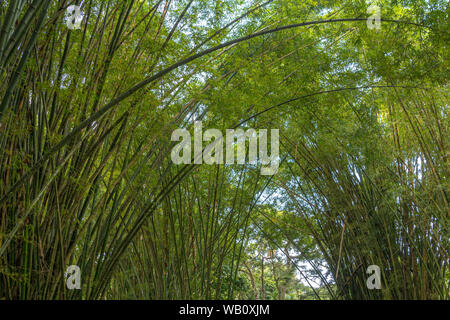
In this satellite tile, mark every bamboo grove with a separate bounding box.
[0,0,448,300]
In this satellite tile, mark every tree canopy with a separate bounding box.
[0,0,448,300]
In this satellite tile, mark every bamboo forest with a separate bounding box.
[0,0,448,301]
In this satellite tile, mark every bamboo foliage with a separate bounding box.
[0,0,285,299]
[278,88,448,299]
[0,0,447,300]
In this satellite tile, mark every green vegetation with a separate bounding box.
[0,0,448,300]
